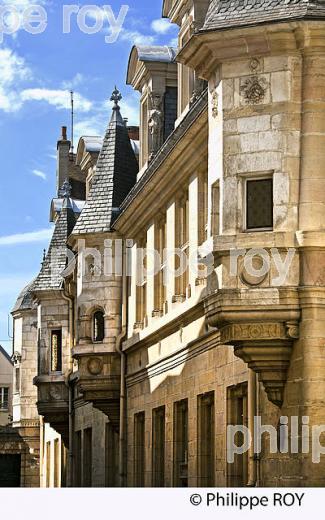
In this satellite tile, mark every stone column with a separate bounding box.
[297,29,325,485]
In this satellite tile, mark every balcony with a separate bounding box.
[205,288,300,407]
[33,374,69,445]
[73,347,121,429]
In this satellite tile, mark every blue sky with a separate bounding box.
[0,0,178,353]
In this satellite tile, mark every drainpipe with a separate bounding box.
[116,240,127,487]
[62,282,75,487]
[246,370,257,487]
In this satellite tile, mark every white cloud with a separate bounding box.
[0,228,53,246]
[62,73,85,90]
[32,169,47,180]
[151,19,174,35]
[119,29,156,46]
[0,47,31,112]
[21,88,92,112]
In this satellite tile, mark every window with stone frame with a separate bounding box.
[93,310,105,342]
[83,427,92,487]
[134,411,145,487]
[173,399,189,487]
[245,177,273,231]
[135,236,147,329]
[152,406,165,487]
[198,169,208,245]
[227,383,248,487]
[50,329,62,372]
[153,213,167,317]
[0,387,9,410]
[105,422,119,487]
[174,190,189,302]
[197,391,215,486]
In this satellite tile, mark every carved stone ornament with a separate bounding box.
[211,91,219,118]
[87,356,104,376]
[249,57,261,73]
[148,92,163,160]
[241,76,267,104]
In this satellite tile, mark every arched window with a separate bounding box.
[93,310,105,342]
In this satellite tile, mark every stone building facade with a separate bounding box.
[10,0,325,487]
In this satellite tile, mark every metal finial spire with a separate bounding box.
[110,86,122,109]
[43,249,46,262]
[61,178,72,198]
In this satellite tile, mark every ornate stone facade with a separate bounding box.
[10,0,325,488]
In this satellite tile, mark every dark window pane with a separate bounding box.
[93,311,105,342]
[246,178,273,230]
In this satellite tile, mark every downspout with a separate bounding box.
[116,240,127,487]
[62,282,75,487]
[246,370,257,486]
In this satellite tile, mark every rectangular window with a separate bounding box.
[135,237,147,329]
[227,383,248,487]
[51,329,62,372]
[134,412,145,487]
[197,392,215,487]
[74,431,82,487]
[246,178,273,230]
[15,367,20,394]
[198,170,208,245]
[46,442,51,488]
[54,439,60,488]
[173,399,188,487]
[0,387,9,410]
[83,428,92,487]
[152,406,165,487]
[174,190,189,301]
[105,422,119,487]
[154,216,166,317]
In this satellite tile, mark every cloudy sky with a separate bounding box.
[0,0,178,353]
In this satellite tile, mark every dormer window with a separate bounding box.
[93,311,105,342]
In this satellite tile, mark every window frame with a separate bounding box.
[93,310,105,343]
[0,387,9,411]
[243,174,274,233]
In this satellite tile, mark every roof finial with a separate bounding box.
[42,249,46,264]
[110,86,122,109]
[61,178,72,198]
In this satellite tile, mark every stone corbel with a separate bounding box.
[219,321,299,407]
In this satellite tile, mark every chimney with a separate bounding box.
[56,125,71,196]
[127,126,139,141]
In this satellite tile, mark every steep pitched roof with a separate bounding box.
[202,0,325,32]
[32,188,76,292]
[0,345,13,365]
[12,280,36,313]
[71,88,138,235]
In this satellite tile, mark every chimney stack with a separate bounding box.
[57,125,71,196]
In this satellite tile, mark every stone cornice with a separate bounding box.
[177,21,325,80]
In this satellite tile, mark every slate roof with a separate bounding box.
[135,45,177,63]
[0,344,13,365]
[32,196,76,292]
[71,92,139,235]
[12,280,36,313]
[202,0,325,31]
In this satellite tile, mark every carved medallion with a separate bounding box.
[241,76,267,104]
[87,357,104,376]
